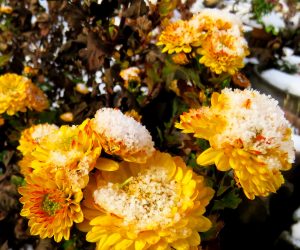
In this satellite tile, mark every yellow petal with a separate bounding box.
[215,154,231,171]
[139,231,160,245]
[115,239,134,250]
[101,233,122,250]
[87,230,107,243]
[135,240,146,250]
[197,147,221,166]
[171,239,189,250]
[76,219,92,232]
[187,231,201,246]
[95,158,119,171]
[211,92,220,107]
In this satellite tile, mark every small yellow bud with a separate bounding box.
[75,83,89,95]
[60,112,74,122]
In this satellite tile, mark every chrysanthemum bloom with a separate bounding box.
[176,88,295,199]
[197,28,249,75]
[91,108,155,163]
[78,151,214,250]
[19,168,83,242]
[157,20,197,54]
[189,9,248,75]
[30,120,102,189]
[0,73,48,115]
[189,8,243,35]
[120,67,141,88]
[18,124,59,156]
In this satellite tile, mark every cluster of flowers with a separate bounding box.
[176,88,295,199]
[18,108,214,249]
[0,73,48,116]
[157,9,250,75]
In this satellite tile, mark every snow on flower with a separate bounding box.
[18,123,58,156]
[157,9,249,75]
[92,108,155,163]
[176,88,295,199]
[78,151,214,249]
[22,120,101,189]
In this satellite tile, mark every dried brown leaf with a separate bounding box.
[123,0,148,18]
[232,72,251,88]
[79,32,105,72]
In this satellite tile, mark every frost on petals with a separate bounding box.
[92,108,155,163]
[177,88,295,199]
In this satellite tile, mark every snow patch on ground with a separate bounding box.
[261,69,300,97]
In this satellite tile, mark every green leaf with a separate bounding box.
[187,153,197,168]
[175,67,204,89]
[62,239,76,250]
[0,150,14,167]
[36,111,58,124]
[158,0,178,17]
[10,175,26,187]
[212,189,242,211]
[0,54,11,67]
[195,138,210,151]
[252,0,275,20]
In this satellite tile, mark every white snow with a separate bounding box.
[244,57,259,65]
[261,69,300,96]
[190,0,204,14]
[292,222,300,246]
[98,83,107,94]
[113,85,122,92]
[292,134,300,153]
[261,11,285,33]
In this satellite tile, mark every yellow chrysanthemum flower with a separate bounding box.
[176,88,295,199]
[189,8,242,35]
[78,151,214,250]
[19,168,83,242]
[0,73,48,115]
[157,20,197,54]
[91,108,155,163]
[28,120,102,189]
[18,123,58,156]
[197,28,249,75]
